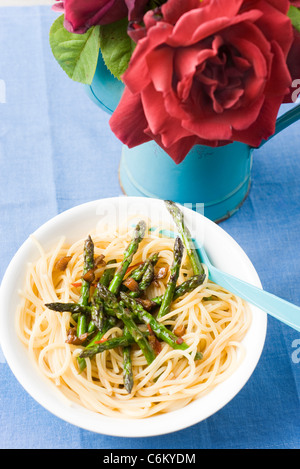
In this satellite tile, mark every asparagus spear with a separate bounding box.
[108,220,146,295]
[45,302,91,314]
[99,259,117,286]
[138,253,159,292]
[77,317,117,373]
[118,312,155,366]
[120,292,188,352]
[79,235,94,305]
[79,334,134,358]
[127,254,158,297]
[96,284,156,365]
[164,200,204,276]
[77,235,94,336]
[90,291,104,331]
[78,260,118,370]
[117,243,156,393]
[151,274,205,306]
[128,259,150,282]
[76,312,87,338]
[87,259,117,333]
[122,326,134,393]
[156,236,183,319]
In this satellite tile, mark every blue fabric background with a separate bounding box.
[0,6,299,449]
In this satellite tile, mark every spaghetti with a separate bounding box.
[16,218,251,419]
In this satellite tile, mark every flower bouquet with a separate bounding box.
[49,0,300,220]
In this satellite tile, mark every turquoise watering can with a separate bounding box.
[87,53,300,222]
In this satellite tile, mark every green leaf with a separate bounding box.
[288,5,300,33]
[99,18,135,81]
[49,15,100,85]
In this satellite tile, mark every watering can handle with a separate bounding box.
[259,103,300,148]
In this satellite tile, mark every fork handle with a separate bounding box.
[209,265,300,332]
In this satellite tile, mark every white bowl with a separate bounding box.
[0,197,267,437]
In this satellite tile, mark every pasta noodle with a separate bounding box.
[16,219,251,419]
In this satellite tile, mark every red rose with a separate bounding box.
[110,0,294,163]
[54,0,128,33]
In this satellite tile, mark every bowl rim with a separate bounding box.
[0,196,267,437]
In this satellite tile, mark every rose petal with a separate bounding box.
[265,40,292,97]
[123,23,173,93]
[146,47,174,93]
[141,83,193,147]
[161,0,201,24]
[210,87,245,113]
[168,2,261,47]
[182,106,233,140]
[250,0,293,57]
[109,87,151,147]
[145,128,198,164]
[231,95,283,146]
[174,39,221,82]
[173,0,244,38]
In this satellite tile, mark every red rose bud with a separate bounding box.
[55,0,128,34]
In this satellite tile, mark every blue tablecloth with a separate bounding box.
[0,6,299,449]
